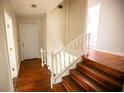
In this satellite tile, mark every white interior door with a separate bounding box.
[4,10,17,79]
[20,24,40,60]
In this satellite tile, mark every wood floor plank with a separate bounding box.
[15,59,51,92]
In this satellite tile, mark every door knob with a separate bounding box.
[22,43,24,47]
[10,48,13,51]
[12,68,15,71]
[7,24,10,28]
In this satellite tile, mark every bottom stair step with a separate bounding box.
[70,69,110,92]
[52,83,67,92]
[62,76,87,92]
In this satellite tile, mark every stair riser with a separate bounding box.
[70,72,97,92]
[62,81,82,92]
[77,65,122,91]
[53,83,67,92]
[62,81,70,92]
[62,76,87,92]
[83,58,124,80]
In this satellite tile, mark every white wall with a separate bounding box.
[17,17,43,58]
[41,14,47,50]
[41,0,87,52]
[96,0,124,56]
[68,0,87,43]
[46,0,67,53]
[0,0,16,91]
[45,0,87,52]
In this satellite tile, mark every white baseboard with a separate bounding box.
[93,48,124,57]
[17,59,21,77]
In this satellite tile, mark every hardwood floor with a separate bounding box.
[15,50,124,92]
[86,50,124,73]
[15,59,51,92]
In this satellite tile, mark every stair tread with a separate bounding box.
[62,76,86,92]
[83,50,124,74]
[78,63,123,90]
[53,83,67,92]
[83,57,124,80]
[70,69,110,92]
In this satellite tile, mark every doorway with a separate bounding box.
[87,0,101,49]
[19,24,40,60]
[4,10,18,79]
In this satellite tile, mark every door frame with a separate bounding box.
[19,24,39,61]
[4,10,18,79]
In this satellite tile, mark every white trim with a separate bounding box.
[93,48,124,57]
[19,24,24,61]
[4,9,18,78]
[17,60,21,76]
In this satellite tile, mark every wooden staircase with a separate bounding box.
[52,52,124,92]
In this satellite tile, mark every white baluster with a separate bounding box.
[55,55,58,74]
[84,34,87,54]
[63,50,66,68]
[46,50,47,65]
[43,50,45,65]
[81,36,83,51]
[87,33,90,56]
[43,50,45,67]
[45,50,47,64]
[68,45,71,64]
[59,52,62,72]
[50,51,54,88]
[41,49,44,67]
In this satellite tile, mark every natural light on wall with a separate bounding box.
[87,0,101,49]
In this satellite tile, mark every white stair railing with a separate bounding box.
[40,33,90,88]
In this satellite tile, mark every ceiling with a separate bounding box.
[8,0,63,17]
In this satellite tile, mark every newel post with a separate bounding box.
[50,51,54,89]
[40,49,44,67]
